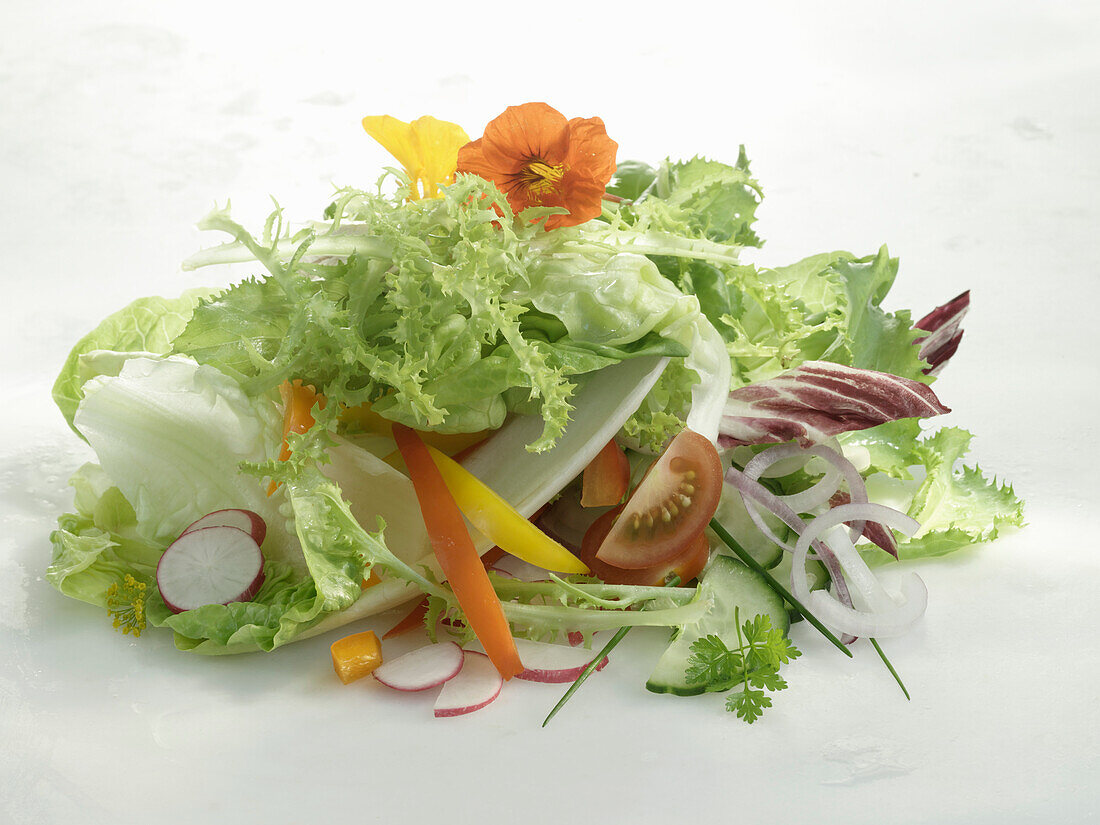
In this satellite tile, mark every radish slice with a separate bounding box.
[156,526,266,614]
[434,652,503,717]
[181,508,267,547]
[372,642,464,692]
[513,638,610,683]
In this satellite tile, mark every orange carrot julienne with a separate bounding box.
[267,380,326,496]
[382,597,429,640]
[391,423,523,680]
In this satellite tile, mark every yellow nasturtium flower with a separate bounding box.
[362,114,471,200]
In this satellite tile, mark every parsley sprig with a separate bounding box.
[685,609,802,723]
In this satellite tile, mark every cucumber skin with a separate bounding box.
[645,555,789,696]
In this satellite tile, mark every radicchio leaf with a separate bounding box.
[914,290,970,376]
[717,361,949,449]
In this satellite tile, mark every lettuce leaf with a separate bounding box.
[523,251,730,446]
[839,425,1025,561]
[73,355,298,562]
[901,428,1025,558]
[51,356,432,654]
[52,289,216,436]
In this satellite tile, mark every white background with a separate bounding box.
[2,2,1097,823]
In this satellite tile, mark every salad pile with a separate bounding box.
[47,103,1024,722]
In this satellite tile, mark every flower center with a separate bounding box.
[519,159,566,198]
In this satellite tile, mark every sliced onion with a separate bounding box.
[723,466,855,610]
[743,442,871,542]
[822,526,896,614]
[744,444,841,512]
[792,503,926,638]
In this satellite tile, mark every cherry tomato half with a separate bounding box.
[594,428,722,570]
[581,505,710,586]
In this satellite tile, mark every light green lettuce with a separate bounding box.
[902,427,1025,558]
[48,356,433,653]
[73,355,297,561]
[52,288,216,436]
[837,424,1025,561]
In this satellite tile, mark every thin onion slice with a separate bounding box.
[723,466,855,611]
[742,443,871,544]
[792,502,926,639]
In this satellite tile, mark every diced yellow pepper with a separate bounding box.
[424,445,590,575]
[331,631,383,685]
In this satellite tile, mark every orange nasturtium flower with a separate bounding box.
[456,102,618,230]
[362,114,471,200]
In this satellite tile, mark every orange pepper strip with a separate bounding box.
[580,438,631,508]
[267,380,326,496]
[391,423,523,680]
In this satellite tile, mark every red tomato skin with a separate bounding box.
[581,506,710,586]
[595,429,723,570]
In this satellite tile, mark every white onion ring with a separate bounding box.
[822,527,896,614]
[745,444,839,511]
[792,503,927,638]
[742,443,872,547]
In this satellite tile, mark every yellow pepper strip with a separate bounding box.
[425,445,589,575]
[330,630,383,685]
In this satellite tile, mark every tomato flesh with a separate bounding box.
[594,428,722,570]
[581,505,710,586]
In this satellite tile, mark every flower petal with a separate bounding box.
[362,115,420,175]
[409,115,471,197]
[456,102,618,229]
[566,116,618,185]
[548,172,606,229]
[481,102,570,169]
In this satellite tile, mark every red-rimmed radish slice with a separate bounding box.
[434,652,503,717]
[513,638,610,684]
[181,508,267,547]
[156,526,266,614]
[372,642,464,692]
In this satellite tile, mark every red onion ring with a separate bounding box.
[742,443,871,544]
[723,466,855,611]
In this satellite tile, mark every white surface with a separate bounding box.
[2,2,1098,823]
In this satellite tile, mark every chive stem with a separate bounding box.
[869,637,910,700]
[542,576,682,728]
[708,518,852,658]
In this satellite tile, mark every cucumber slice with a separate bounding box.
[707,490,786,570]
[645,555,788,696]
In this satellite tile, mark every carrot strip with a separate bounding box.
[391,424,523,680]
[382,597,430,640]
[267,380,326,495]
